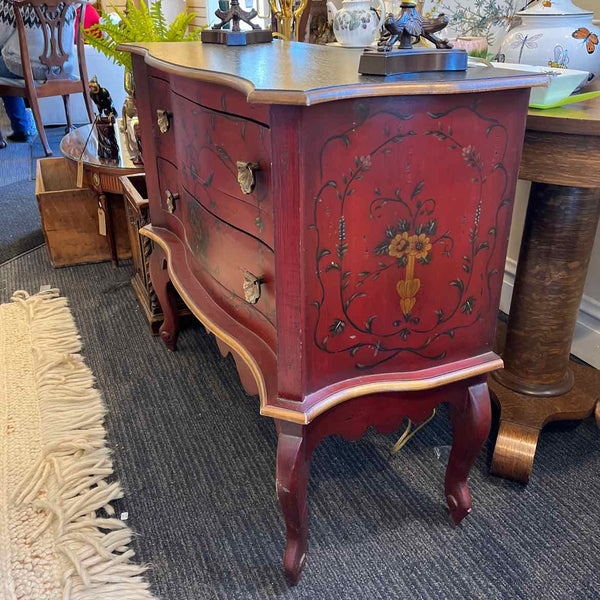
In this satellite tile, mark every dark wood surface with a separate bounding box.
[491,98,600,483]
[127,46,536,583]
[123,40,547,105]
[0,0,94,156]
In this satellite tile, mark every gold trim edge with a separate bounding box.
[297,357,503,423]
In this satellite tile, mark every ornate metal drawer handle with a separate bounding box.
[236,161,260,195]
[243,271,263,304]
[165,189,179,213]
[156,109,171,134]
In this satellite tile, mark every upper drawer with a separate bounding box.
[148,76,176,162]
[171,75,270,126]
[173,92,271,209]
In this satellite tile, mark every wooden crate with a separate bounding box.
[35,157,130,267]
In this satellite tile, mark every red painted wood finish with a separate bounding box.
[130,51,531,584]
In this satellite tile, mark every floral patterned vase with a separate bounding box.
[327,0,386,47]
[499,0,600,86]
[422,0,528,54]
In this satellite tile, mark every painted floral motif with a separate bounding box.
[310,103,510,370]
[375,211,439,318]
[335,9,371,31]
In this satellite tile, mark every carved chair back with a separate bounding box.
[10,0,83,82]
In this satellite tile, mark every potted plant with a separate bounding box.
[85,0,204,161]
[85,0,203,73]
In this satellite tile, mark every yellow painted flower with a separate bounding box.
[409,233,432,259]
[388,232,410,258]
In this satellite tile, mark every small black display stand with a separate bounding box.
[358,1,467,76]
[201,0,272,46]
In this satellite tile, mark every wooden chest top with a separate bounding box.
[123,41,547,106]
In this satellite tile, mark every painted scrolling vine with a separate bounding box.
[310,103,511,370]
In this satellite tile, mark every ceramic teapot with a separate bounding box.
[327,0,386,47]
[498,0,599,87]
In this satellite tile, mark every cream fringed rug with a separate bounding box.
[0,290,155,600]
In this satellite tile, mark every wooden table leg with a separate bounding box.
[490,182,600,483]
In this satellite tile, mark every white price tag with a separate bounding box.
[76,159,84,188]
[98,204,107,236]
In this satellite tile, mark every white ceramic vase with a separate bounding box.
[499,0,600,87]
[327,0,385,47]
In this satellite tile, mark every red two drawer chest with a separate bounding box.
[124,40,544,584]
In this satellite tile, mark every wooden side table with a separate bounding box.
[490,98,600,483]
[60,122,143,268]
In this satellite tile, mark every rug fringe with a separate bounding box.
[10,290,155,600]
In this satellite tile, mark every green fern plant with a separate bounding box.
[85,0,203,72]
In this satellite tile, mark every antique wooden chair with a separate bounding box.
[0,0,94,156]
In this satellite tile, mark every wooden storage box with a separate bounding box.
[35,157,130,267]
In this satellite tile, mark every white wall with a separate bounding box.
[185,0,208,28]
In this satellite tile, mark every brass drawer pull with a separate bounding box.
[157,109,171,134]
[236,161,260,195]
[165,189,179,213]
[243,271,263,304]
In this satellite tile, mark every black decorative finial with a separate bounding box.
[378,2,452,52]
[201,0,273,45]
[212,0,261,31]
[358,1,467,75]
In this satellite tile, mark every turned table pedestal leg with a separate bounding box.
[490,182,600,483]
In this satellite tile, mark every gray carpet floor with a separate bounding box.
[0,127,65,264]
[1,246,599,600]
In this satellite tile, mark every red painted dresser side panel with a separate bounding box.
[297,90,529,394]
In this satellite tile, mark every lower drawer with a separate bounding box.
[183,181,273,249]
[179,189,276,345]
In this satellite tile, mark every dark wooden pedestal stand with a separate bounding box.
[490,101,600,483]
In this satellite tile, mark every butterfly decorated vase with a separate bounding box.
[498,0,599,86]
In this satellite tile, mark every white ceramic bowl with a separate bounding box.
[489,61,590,106]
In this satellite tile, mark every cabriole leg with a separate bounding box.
[149,244,180,351]
[445,379,491,524]
[276,421,311,586]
